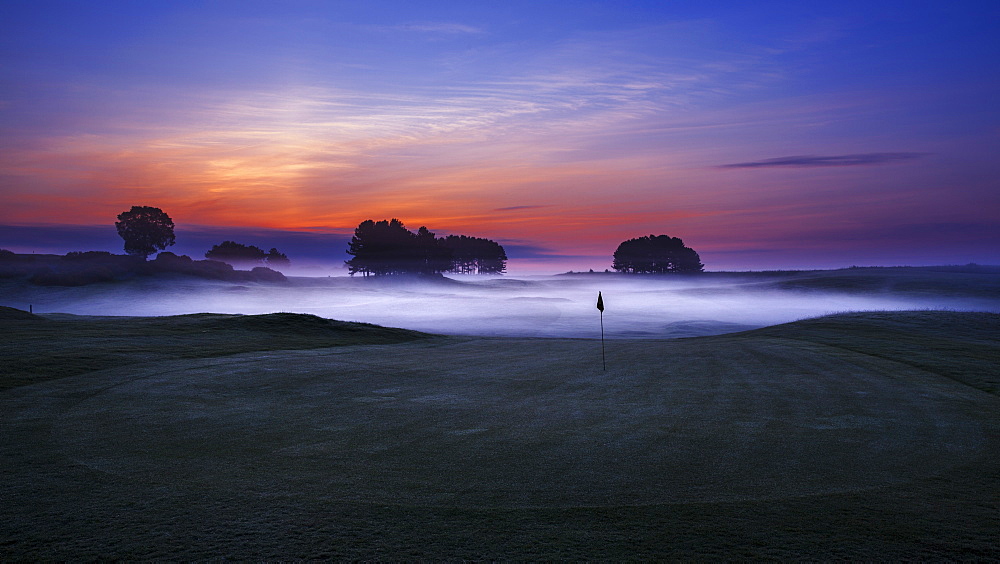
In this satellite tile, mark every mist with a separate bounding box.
[4,271,996,339]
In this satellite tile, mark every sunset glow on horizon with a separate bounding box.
[2,1,998,272]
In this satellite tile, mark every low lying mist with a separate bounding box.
[5,269,997,338]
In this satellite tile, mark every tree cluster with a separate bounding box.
[439,235,508,275]
[113,206,290,272]
[612,235,703,273]
[114,206,291,277]
[110,206,706,278]
[346,219,507,277]
[0,249,285,286]
[205,241,290,269]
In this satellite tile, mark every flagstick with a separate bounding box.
[597,291,606,371]
[600,309,606,371]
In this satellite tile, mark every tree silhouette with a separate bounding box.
[440,235,508,274]
[346,219,507,276]
[205,241,267,266]
[612,235,704,273]
[415,226,453,274]
[115,206,175,259]
[346,219,428,276]
[265,248,291,269]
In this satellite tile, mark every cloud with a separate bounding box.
[398,22,484,35]
[717,153,927,168]
[499,242,589,260]
[494,205,551,211]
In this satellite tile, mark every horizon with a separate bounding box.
[2,1,999,272]
[2,235,996,278]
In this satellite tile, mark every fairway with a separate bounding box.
[2,311,999,559]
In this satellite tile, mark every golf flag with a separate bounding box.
[597,291,604,312]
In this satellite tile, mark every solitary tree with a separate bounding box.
[612,235,703,273]
[115,206,175,259]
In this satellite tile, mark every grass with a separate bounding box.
[0,307,434,390]
[748,310,1000,395]
[1,308,998,559]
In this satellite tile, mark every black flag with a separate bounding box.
[597,291,604,312]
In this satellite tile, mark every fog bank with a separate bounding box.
[4,270,997,339]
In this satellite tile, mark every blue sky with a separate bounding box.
[1,0,998,272]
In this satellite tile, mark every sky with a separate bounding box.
[1,0,998,273]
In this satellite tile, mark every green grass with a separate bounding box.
[1,308,998,559]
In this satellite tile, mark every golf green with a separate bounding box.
[2,310,998,559]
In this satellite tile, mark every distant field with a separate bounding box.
[1,309,998,559]
[753,264,1000,299]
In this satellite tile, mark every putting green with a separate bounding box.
[39,335,992,508]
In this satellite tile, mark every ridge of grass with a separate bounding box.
[0,310,436,390]
[3,308,997,395]
[0,305,45,321]
[744,310,1000,395]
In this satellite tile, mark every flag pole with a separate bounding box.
[597,291,606,371]
[601,310,606,371]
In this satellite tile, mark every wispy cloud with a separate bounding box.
[495,205,551,211]
[397,22,484,35]
[717,153,927,169]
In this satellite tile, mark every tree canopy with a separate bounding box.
[612,235,704,273]
[265,248,290,268]
[115,206,175,259]
[205,241,267,266]
[346,219,507,276]
[439,235,508,274]
[205,241,291,270]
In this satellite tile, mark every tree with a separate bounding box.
[439,235,508,274]
[115,206,175,259]
[345,219,508,277]
[205,241,267,267]
[612,235,704,273]
[346,219,424,276]
[265,248,291,269]
[415,226,453,275]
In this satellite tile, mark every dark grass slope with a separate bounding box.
[0,305,45,321]
[0,309,435,390]
[745,310,1000,395]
